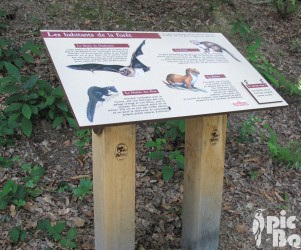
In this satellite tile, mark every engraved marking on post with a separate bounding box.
[115,143,128,160]
[210,129,220,144]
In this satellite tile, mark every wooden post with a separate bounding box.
[182,115,227,250]
[92,124,136,250]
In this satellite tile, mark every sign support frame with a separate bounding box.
[92,114,227,249]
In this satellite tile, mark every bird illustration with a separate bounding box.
[253,209,265,248]
[67,40,150,77]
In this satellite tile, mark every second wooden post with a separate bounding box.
[182,115,227,250]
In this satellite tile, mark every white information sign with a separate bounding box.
[41,30,288,127]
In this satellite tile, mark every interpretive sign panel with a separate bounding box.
[41,30,287,127]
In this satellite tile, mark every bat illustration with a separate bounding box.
[87,86,118,122]
[67,40,150,77]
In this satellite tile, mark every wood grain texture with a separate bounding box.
[92,124,136,250]
[182,115,227,250]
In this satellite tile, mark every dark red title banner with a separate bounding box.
[41,31,161,39]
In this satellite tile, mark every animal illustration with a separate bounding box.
[163,68,200,89]
[67,40,150,77]
[87,86,118,122]
[190,40,241,62]
[252,209,265,248]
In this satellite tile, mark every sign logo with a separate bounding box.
[114,143,128,160]
[252,209,300,248]
[210,129,220,144]
[232,100,249,106]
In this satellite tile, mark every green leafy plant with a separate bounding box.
[0,112,17,146]
[0,163,45,210]
[290,37,300,53]
[0,9,8,31]
[72,178,93,200]
[59,227,77,249]
[0,214,10,223]
[164,120,186,141]
[169,150,185,170]
[0,39,42,70]
[231,18,255,42]
[145,138,166,161]
[269,139,301,169]
[248,170,259,180]
[266,125,301,168]
[145,121,185,181]
[30,17,44,33]
[237,115,261,143]
[0,155,20,168]
[75,128,91,155]
[0,180,27,209]
[21,164,45,197]
[162,166,174,181]
[57,181,72,193]
[231,19,301,96]
[0,38,77,144]
[246,39,301,95]
[38,219,66,240]
[37,219,77,248]
[276,192,290,210]
[284,192,289,202]
[9,226,27,245]
[272,0,298,19]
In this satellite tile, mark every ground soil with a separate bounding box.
[0,0,301,249]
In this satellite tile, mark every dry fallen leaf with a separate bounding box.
[275,191,284,202]
[141,176,151,183]
[165,232,175,241]
[46,238,55,248]
[243,157,260,164]
[235,224,248,234]
[25,220,37,230]
[222,204,233,211]
[137,165,147,172]
[159,220,165,232]
[42,195,56,206]
[70,175,91,180]
[58,208,71,215]
[76,156,85,167]
[10,204,16,217]
[23,202,35,213]
[263,192,274,202]
[73,217,85,228]
[63,140,72,147]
